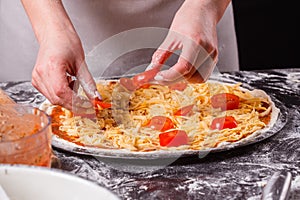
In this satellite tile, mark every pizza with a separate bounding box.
[41,74,279,153]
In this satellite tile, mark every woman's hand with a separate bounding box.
[150,0,231,83]
[21,0,99,110]
[32,30,98,110]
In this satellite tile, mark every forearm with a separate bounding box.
[183,0,231,24]
[21,0,77,44]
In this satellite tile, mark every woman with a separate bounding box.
[0,0,238,109]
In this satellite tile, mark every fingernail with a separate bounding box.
[94,91,102,100]
[154,74,164,81]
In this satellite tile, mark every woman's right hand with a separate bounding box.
[21,0,99,110]
[32,29,98,110]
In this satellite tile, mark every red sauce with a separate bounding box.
[50,106,84,146]
[260,113,271,125]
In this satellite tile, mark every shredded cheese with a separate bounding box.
[52,81,272,151]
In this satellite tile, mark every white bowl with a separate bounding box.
[0,165,120,200]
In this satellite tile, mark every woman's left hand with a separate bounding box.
[150,0,231,83]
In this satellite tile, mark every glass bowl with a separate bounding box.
[0,104,52,167]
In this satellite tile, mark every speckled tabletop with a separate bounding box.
[1,68,299,200]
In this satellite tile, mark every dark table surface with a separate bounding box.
[1,68,299,200]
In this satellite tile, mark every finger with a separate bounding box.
[32,63,75,108]
[43,61,87,110]
[210,49,218,62]
[154,57,192,82]
[182,42,212,69]
[31,69,52,102]
[184,69,204,83]
[148,34,179,71]
[155,44,217,83]
[193,54,217,82]
[47,69,78,109]
[146,49,173,73]
[51,76,93,111]
[181,54,217,83]
[76,60,102,100]
[51,62,95,111]
[152,38,199,82]
[151,49,173,66]
[32,60,72,108]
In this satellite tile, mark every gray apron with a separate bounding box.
[0,0,238,81]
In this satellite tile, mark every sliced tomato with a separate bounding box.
[168,81,188,91]
[120,77,138,91]
[210,116,238,130]
[132,68,159,87]
[174,105,194,116]
[153,50,173,64]
[159,130,189,147]
[145,116,174,131]
[139,83,151,89]
[120,69,158,91]
[92,97,112,109]
[211,93,239,111]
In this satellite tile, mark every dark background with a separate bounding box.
[232,0,299,70]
